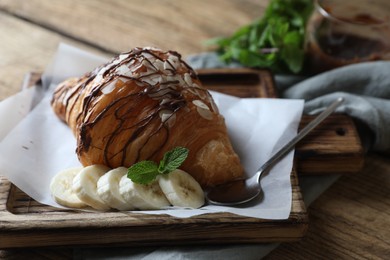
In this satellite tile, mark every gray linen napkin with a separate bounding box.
[187,52,390,153]
[283,62,390,152]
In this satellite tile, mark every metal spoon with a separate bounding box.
[206,97,344,206]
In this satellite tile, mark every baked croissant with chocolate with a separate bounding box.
[51,47,243,187]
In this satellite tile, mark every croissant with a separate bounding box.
[51,47,244,187]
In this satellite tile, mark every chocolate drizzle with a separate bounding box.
[55,47,214,168]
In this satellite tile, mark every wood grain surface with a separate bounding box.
[267,154,390,260]
[0,0,264,55]
[0,0,389,259]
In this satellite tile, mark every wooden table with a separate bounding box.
[0,0,389,259]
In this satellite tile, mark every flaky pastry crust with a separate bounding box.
[51,47,244,187]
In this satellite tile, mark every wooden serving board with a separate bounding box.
[0,68,363,249]
[1,170,306,248]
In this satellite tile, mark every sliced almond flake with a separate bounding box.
[166,74,184,86]
[166,75,179,82]
[142,59,157,71]
[153,59,164,71]
[116,65,132,76]
[184,73,192,86]
[169,54,179,63]
[160,74,168,84]
[135,80,145,87]
[167,113,176,128]
[127,59,136,66]
[197,106,213,120]
[144,46,161,52]
[160,98,170,105]
[192,100,210,110]
[190,84,207,99]
[151,74,163,83]
[163,60,175,71]
[177,76,185,86]
[101,81,117,94]
[186,88,200,98]
[141,52,155,60]
[159,110,176,127]
[142,75,162,86]
[119,53,130,62]
[149,88,172,99]
[130,63,143,73]
[159,109,173,122]
[167,56,179,70]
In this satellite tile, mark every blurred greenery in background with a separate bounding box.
[208,0,314,74]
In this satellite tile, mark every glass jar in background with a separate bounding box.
[305,0,390,75]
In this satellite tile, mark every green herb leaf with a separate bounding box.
[158,147,189,174]
[127,160,159,184]
[206,0,314,74]
[127,147,189,184]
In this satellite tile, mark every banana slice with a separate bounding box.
[158,169,205,208]
[73,165,111,211]
[50,167,87,208]
[119,175,170,210]
[97,167,133,211]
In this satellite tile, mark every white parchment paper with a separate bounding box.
[0,44,304,219]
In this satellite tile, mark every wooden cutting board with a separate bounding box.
[0,69,363,249]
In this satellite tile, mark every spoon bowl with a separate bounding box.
[206,97,344,206]
[206,179,261,206]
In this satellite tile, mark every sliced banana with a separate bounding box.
[158,169,205,208]
[119,175,170,210]
[73,165,111,211]
[50,167,87,208]
[97,167,133,211]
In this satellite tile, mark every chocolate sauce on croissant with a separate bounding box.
[53,47,215,168]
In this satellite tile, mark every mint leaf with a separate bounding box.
[158,147,189,174]
[282,31,304,73]
[127,147,189,184]
[127,160,159,184]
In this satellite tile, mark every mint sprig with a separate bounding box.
[158,147,189,174]
[127,161,159,185]
[127,147,189,184]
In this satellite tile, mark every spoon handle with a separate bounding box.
[256,97,344,180]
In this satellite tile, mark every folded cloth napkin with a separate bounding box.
[187,52,390,153]
[283,62,390,152]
